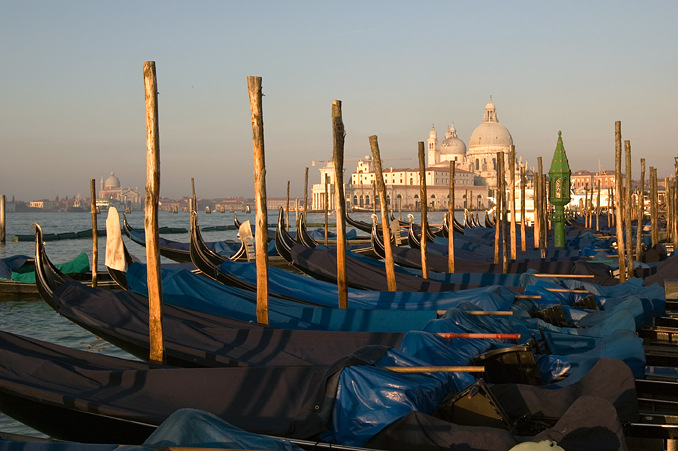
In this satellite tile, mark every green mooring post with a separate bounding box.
[548,131,571,247]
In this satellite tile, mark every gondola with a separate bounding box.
[485,210,495,228]
[297,212,319,248]
[1,327,659,447]
[33,223,406,367]
[278,212,498,292]
[345,212,373,234]
[190,210,328,305]
[371,219,619,283]
[14,233,678,443]
[123,213,245,263]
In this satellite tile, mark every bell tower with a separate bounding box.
[427,125,438,166]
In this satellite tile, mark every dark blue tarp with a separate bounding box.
[217,259,516,311]
[127,263,438,332]
[0,255,31,279]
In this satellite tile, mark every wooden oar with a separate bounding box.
[435,333,521,340]
[546,288,590,294]
[515,294,542,299]
[436,310,514,316]
[533,274,595,279]
[382,366,485,373]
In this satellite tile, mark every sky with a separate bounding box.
[1,1,676,201]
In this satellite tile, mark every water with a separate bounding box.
[0,208,474,438]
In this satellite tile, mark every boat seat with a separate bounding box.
[431,379,513,430]
[472,344,543,386]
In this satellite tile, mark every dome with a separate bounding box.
[429,126,437,139]
[468,122,513,147]
[104,171,121,190]
[468,99,513,148]
[439,123,466,156]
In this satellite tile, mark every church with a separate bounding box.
[312,99,529,211]
[427,97,528,189]
[98,171,143,208]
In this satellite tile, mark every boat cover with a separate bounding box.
[368,365,632,451]
[212,259,516,310]
[0,305,642,447]
[0,327,485,445]
[126,264,438,332]
[49,281,404,367]
[0,253,89,283]
[432,236,586,260]
[0,408,304,451]
[126,408,304,451]
[290,244,490,292]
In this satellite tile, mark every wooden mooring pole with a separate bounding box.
[304,167,309,216]
[448,160,455,273]
[324,174,329,246]
[509,146,516,260]
[520,166,526,251]
[494,152,502,263]
[624,141,633,280]
[584,184,589,228]
[369,135,397,291]
[533,166,540,250]
[143,61,164,363]
[286,181,290,232]
[537,157,545,257]
[501,153,508,273]
[332,100,348,309]
[596,179,601,232]
[89,179,98,288]
[0,195,5,244]
[247,76,269,325]
[651,167,658,246]
[191,178,197,213]
[614,121,626,282]
[418,142,429,279]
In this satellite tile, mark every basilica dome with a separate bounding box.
[468,100,513,148]
[104,171,121,190]
[439,123,466,156]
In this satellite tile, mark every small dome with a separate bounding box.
[104,171,121,190]
[439,123,466,156]
[429,126,437,139]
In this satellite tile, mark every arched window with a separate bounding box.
[359,195,364,207]
[492,158,496,170]
[365,195,370,206]
[475,159,479,171]
[410,178,413,185]
[353,195,358,205]
[386,195,391,206]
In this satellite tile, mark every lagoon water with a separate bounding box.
[0,208,473,438]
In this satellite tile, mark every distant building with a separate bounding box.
[98,171,143,207]
[311,98,532,211]
[571,170,616,193]
[29,199,57,210]
[266,197,304,211]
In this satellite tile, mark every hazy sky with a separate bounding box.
[1,1,676,201]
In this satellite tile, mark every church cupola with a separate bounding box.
[484,96,498,123]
